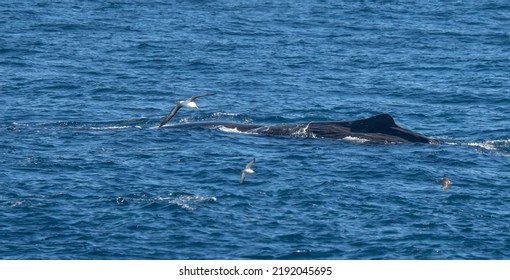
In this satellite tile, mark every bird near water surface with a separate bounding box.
[159,93,215,127]
[437,175,452,191]
[240,158,256,185]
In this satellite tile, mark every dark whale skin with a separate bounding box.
[163,114,432,144]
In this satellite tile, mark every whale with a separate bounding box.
[162,113,432,144]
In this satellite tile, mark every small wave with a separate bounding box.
[167,194,217,211]
[10,199,25,208]
[465,142,498,151]
[211,112,239,117]
[486,139,510,145]
[180,112,251,123]
[472,139,510,154]
[11,118,148,131]
[152,193,217,211]
[445,138,510,155]
[117,193,216,211]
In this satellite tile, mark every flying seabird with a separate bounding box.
[240,157,256,185]
[437,175,452,191]
[159,93,215,127]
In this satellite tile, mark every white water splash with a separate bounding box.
[445,138,510,155]
[342,136,369,143]
[467,139,510,153]
[212,112,238,117]
[290,123,316,138]
[216,126,257,135]
[90,125,136,130]
[168,195,217,211]
[10,199,25,207]
[153,193,217,211]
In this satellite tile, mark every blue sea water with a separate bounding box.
[1,0,510,260]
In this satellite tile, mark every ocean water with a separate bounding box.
[1,0,509,260]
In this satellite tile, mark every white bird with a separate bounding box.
[159,93,215,127]
[240,157,256,185]
[437,175,452,191]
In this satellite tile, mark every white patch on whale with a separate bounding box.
[342,136,369,143]
[216,125,257,135]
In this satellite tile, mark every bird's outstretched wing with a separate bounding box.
[188,93,215,102]
[245,158,255,169]
[159,105,182,127]
[240,171,246,185]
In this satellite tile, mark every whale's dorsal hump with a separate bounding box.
[364,114,397,127]
[351,113,397,132]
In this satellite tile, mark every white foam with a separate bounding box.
[487,139,510,144]
[90,125,133,130]
[179,117,192,123]
[216,126,257,135]
[466,139,510,153]
[168,195,217,211]
[290,123,316,138]
[465,142,497,151]
[10,199,25,207]
[342,136,369,143]
[212,112,238,117]
[444,138,510,154]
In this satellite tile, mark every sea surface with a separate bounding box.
[1,0,509,260]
